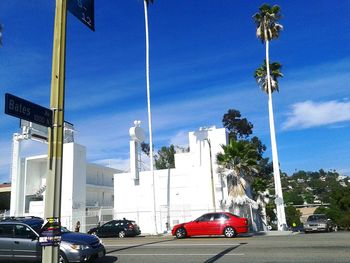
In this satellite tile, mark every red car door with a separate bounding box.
[207,213,223,235]
[185,214,212,236]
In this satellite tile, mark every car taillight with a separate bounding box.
[128,223,134,229]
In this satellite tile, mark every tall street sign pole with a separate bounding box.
[42,0,67,262]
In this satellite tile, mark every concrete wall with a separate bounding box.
[114,127,229,234]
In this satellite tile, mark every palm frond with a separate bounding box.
[254,60,283,94]
[253,4,283,42]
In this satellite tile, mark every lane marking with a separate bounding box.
[104,243,240,247]
[107,253,245,256]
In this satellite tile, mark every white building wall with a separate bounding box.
[11,142,119,233]
[114,127,228,234]
[86,164,115,207]
[61,143,87,231]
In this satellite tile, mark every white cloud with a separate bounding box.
[283,100,350,130]
[94,158,130,173]
[169,130,189,147]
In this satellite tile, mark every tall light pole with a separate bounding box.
[143,0,157,234]
[43,0,67,262]
[205,138,216,212]
[197,127,217,212]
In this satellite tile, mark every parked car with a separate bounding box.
[88,219,141,238]
[0,216,106,262]
[171,212,249,239]
[304,214,334,233]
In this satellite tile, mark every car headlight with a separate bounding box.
[70,244,91,250]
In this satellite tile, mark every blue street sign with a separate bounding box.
[4,93,53,127]
[39,217,61,247]
[68,0,95,31]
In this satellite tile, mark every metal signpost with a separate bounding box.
[42,0,67,261]
[42,0,94,262]
[5,93,53,127]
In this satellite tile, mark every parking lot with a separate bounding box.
[96,232,350,263]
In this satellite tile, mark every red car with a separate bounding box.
[172,212,249,238]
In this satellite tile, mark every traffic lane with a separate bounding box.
[96,232,350,263]
[97,236,249,263]
[235,232,350,263]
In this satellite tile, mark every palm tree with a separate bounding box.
[253,3,287,230]
[254,60,283,93]
[143,0,158,234]
[217,140,259,215]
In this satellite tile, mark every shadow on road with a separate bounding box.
[203,242,247,263]
[106,238,175,254]
[95,255,118,262]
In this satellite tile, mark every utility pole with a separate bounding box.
[42,0,67,262]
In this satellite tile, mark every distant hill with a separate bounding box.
[278,170,350,229]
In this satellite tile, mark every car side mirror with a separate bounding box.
[28,234,38,240]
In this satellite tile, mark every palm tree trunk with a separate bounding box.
[143,0,158,234]
[264,33,287,231]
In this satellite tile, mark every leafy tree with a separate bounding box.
[303,192,314,204]
[285,205,302,227]
[337,213,350,230]
[250,136,267,158]
[141,142,150,156]
[154,145,176,169]
[284,191,304,205]
[222,109,253,140]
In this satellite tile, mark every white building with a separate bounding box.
[114,126,234,234]
[10,123,120,232]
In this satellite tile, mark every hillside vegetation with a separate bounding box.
[276,170,350,229]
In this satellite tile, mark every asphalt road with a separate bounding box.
[96,232,350,263]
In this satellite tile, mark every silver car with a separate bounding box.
[304,214,333,233]
[0,217,106,262]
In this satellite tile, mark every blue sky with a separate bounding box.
[1,0,350,183]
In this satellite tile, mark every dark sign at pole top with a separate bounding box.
[68,0,95,31]
[4,93,53,127]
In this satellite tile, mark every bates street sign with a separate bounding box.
[5,93,53,127]
[68,0,95,31]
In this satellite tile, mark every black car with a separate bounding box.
[88,219,141,238]
[0,216,106,262]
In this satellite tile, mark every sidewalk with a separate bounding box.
[243,230,300,237]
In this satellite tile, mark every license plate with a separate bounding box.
[98,251,104,258]
[312,228,317,231]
